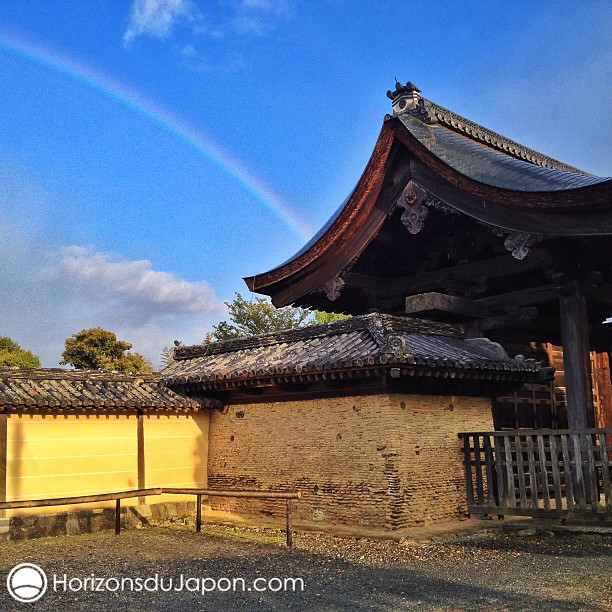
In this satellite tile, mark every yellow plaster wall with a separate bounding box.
[6,413,138,515]
[4,411,210,516]
[143,412,209,504]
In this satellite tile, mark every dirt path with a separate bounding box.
[1,524,610,611]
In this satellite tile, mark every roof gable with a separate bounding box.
[163,313,543,390]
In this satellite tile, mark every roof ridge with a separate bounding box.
[174,316,374,360]
[172,313,463,362]
[424,99,588,175]
[0,367,161,382]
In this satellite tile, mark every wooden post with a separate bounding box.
[196,494,202,533]
[115,499,121,535]
[285,499,293,548]
[137,413,145,504]
[0,414,6,519]
[559,292,594,429]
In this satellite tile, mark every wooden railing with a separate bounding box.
[458,429,612,520]
[0,488,302,547]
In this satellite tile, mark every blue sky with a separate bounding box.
[0,1,610,367]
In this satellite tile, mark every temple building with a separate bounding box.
[163,82,611,532]
[2,82,610,538]
[243,81,612,432]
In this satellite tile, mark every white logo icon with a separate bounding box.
[6,563,48,603]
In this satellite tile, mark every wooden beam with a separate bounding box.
[405,292,484,319]
[137,413,145,504]
[476,285,558,311]
[346,250,551,297]
[559,292,595,428]
[478,307,539,331]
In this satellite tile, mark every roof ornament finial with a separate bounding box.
[387,79,427,118]
[386,79,437,124]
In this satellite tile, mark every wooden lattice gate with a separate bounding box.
[458,429,612,522]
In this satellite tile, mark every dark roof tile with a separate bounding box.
[163,313,543,388]
[399,112,609,192]
[0,368,220,411]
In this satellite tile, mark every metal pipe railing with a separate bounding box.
[0,487,303,546]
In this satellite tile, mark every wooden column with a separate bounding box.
[559,291,594,429]
[0,414,7,519]
[137,413,145,504]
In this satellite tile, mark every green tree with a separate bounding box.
[160,346,176,368]
[0,336,41,368]
[60,328,153,372]
[211,292,311,341]
[313,310,350,324]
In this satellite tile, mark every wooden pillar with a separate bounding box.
[559,292,594,429]
[0,413,6,518]
[594,352,612,429]
[137,413,145,504]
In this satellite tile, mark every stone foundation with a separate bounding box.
[0,501,196,542]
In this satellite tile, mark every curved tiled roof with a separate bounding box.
[163,313,544,388]
[0,368,219,411]
[398,112,609,192]
[425,100,588,174]
[244,89,611,303]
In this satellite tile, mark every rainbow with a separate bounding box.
[0,30,313,242]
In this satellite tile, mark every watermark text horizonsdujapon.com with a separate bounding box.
[6,563,304,603]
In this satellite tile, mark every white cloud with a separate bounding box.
[124,0,195,45]
[48,246,220,317]
[123,0,290,48]
[0,240,224,368]
[230,0,289,36]
[180,43,197,57]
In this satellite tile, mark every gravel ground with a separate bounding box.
[0,524,610,611]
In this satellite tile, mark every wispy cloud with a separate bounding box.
[124,0,197,45]
[0,238,224,367]
[47,246,221,319]
[229,0,289,36]
[123,0,290,50]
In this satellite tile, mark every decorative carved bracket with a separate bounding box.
[394,181,458,234]
[503,232,541,260]
[396,181,428,234]
[320,275,345,301]
[478,221,544,260]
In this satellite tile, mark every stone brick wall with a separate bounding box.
[207,392,493,532]
[391,394,493,527]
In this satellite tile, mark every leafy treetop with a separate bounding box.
[313,310,350,324]
[0,336,41,368]
[60,327,153,372]
[160,294,350,368]
[211,292,311,341]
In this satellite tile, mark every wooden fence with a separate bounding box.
[458,429,612,521]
